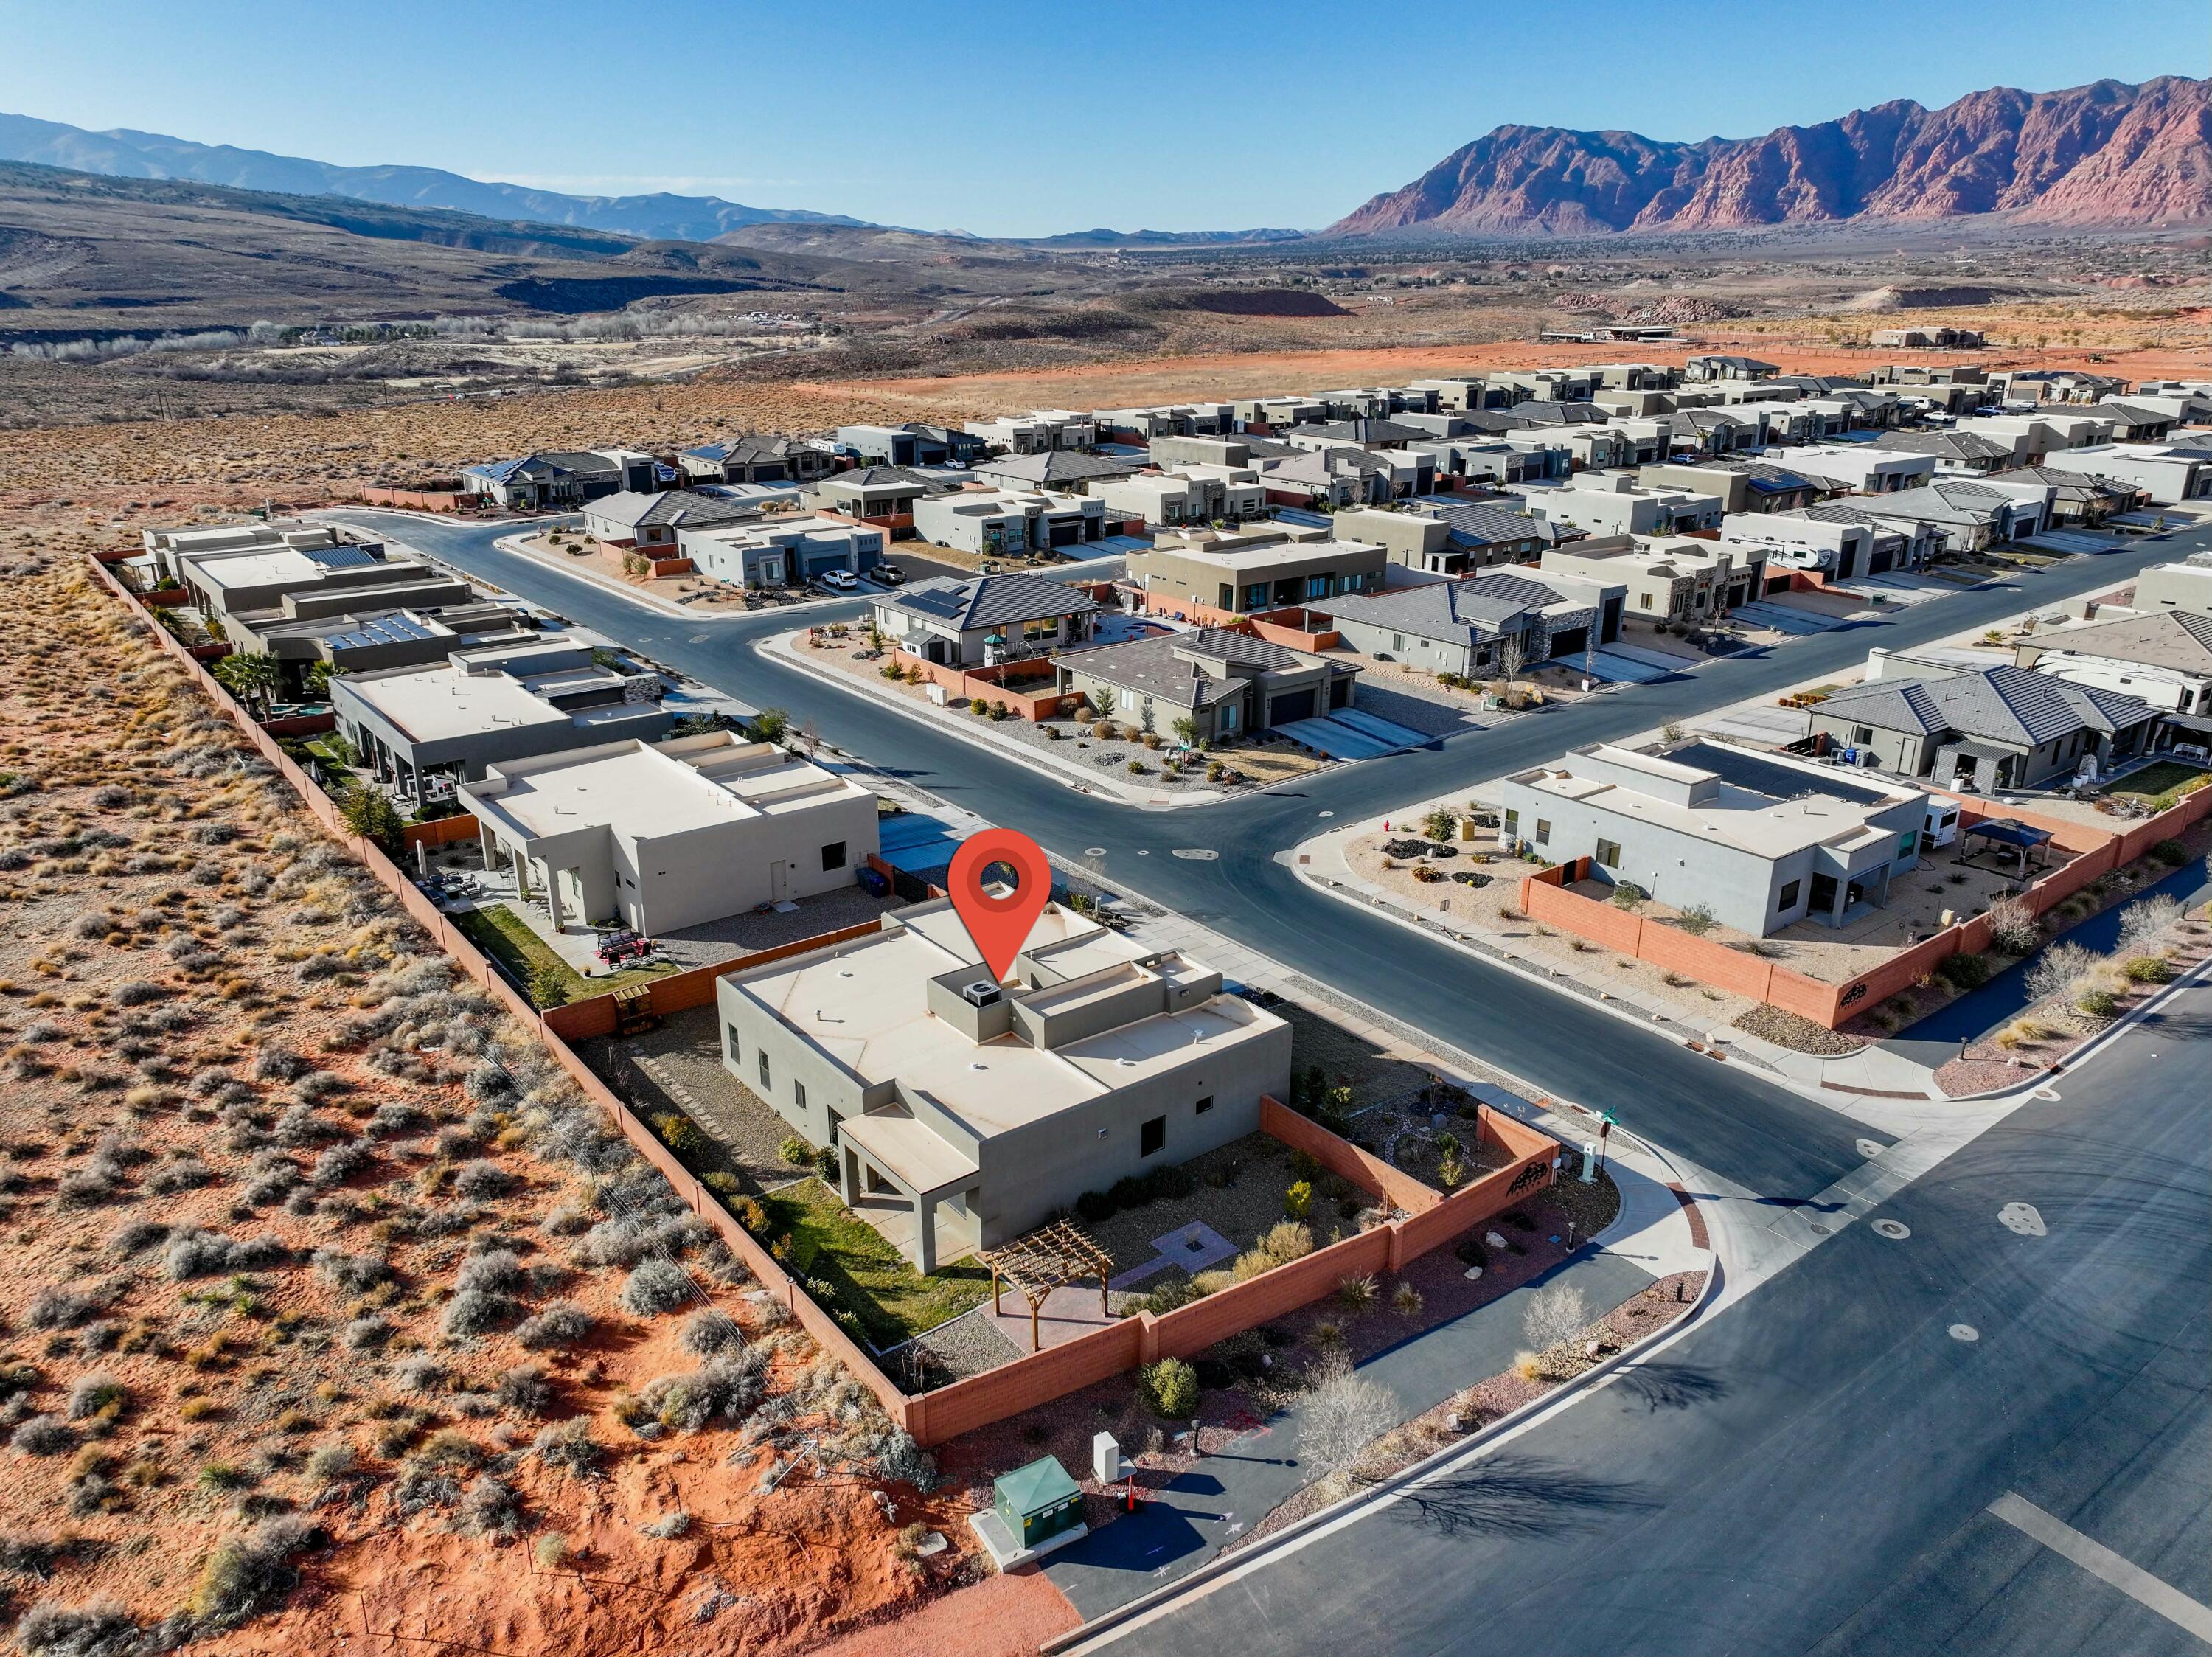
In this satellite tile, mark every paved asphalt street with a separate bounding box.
[330,510,2212,1207]
[1097,976,2212,1657]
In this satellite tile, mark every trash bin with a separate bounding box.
[857,866,889,897]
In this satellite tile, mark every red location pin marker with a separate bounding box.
[946,827,1054,983]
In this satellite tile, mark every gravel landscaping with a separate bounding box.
[581,1004,801,1195]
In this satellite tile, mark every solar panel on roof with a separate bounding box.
[327,613,438,650]
[302,545,380,571]
[900,588,970,619]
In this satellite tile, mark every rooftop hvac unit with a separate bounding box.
[959,981,1003,1009]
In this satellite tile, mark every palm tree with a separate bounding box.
[212,652,281,718]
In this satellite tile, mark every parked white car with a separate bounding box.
[818,569,859,591]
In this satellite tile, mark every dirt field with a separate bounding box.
[0,512,982,1655]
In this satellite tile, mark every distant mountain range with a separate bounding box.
[1329,76,2212,237]
[0,111,1304,250]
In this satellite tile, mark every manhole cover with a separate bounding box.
[1807,1223,1831,1236]
[1318,810,1334,818]
[1171,849,1218,861]
[1084,847,1109,858]
[2033,1087,2060,1101]
[1949,1324,1980,1343]
[1871,1218,1911,1241]
[1998,1202,2045,1237]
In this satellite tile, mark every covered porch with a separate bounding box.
[837,1108,979,1277]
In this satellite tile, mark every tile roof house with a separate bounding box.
[678,435,836,485]
[1809,663,2158,791]
[873,573,1101,667]
[1318,567,1621,678]
[580,490,763,550]
[969,451,1142,492]
[463,450,655,508]
[1050,627,1359,741]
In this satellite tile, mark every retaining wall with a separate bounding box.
[401,813,482,850]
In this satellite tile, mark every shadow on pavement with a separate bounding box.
[1389,1453,1659,1540]
[1613,1362,1731,1414]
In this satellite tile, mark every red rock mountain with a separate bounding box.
[1328,77,2211,237]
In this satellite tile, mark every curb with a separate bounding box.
[1041,1242,1722,1655]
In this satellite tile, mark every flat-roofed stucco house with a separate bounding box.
[331,639,671,799]
[717,899,1290,1271]
[459,732,879,934]
[1498,742,1930,937]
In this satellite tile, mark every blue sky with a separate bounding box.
[0,0,2197,236]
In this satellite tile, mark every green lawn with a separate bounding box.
[449,903,672,1009]
[2105,761,2212,811]
[762,1177,992,1349]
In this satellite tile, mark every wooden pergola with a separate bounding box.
[978,1220,1115,1352]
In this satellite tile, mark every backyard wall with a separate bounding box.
[541,917,886,1043]
[355,485,470,513]
[402,813,482,850]
[885,648,1080,720]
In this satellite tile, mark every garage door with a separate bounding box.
[803,550,851,574]
[1050,521,1081,547]
[1267,688,1317,725]
[1868,545,1893,574]
[1548,626,1588,659]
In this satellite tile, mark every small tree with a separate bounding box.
[2023,941,2101,1008]
[338,785,405,853]
[1422,806,1458,844]
[1675,904,1716,937]
[1284,1180,1312,1220]
[750,707,790,745]
[1493,633,1527,701]
[1297,1352,1397,1486]
[212,652,281,717]
[1521,1283,1588,1355]
[2116,894,2183,953]
[1172,715,1198,746]
[1609,882,1646,910]
[1093,687,1117,718]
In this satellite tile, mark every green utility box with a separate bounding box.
[992,1456,1083,1550]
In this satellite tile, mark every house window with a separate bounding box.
[1595,838,1621,869]
[1243,583,1268,609]
[1638,592,1653,609]
[1503,808,1520,838]
[1778,880,1801,911]
[757,1051,771,1091]
[1194,1095,1213,1116]
[1899,830,1918,858]
[1140,1116,1165,1158]
[726,1024,742,1064]
[821,841,847,872]
[1534,819,1551,845]
[793,1080,807,1111]
[1391,633,1406,652]
[1852,726,1874,746]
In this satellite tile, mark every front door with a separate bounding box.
[769,860,790,903]
[1809,872,1838,918]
